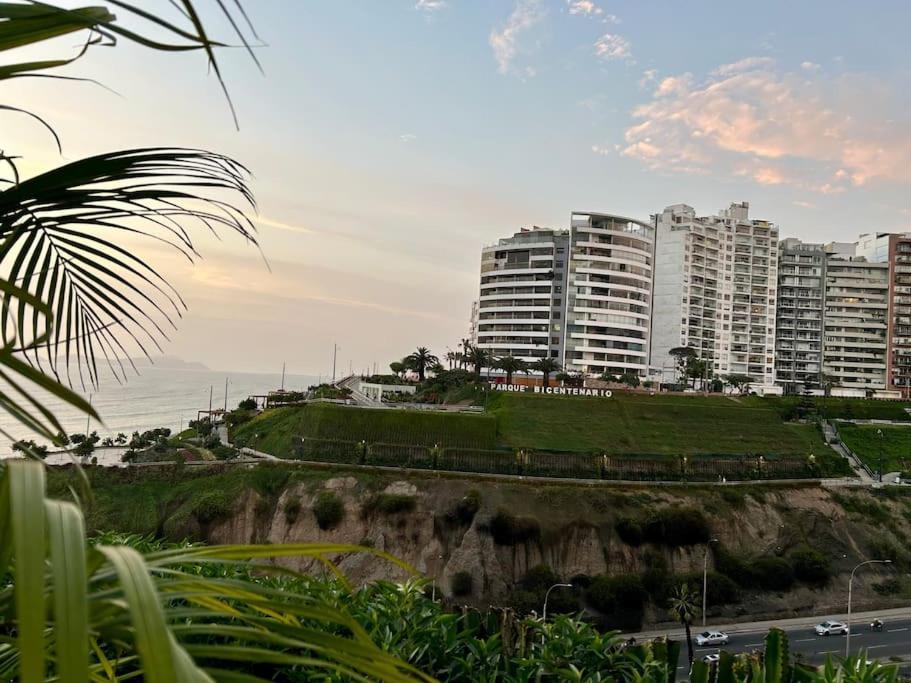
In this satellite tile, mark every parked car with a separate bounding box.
[696,631,730,646]
[702,653,721,664]
[815,621,849,636]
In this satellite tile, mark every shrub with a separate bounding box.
[238,397,257,410]
[521,565,559,592]
[446,489,481,525]
[679,571,740,606]
[642,507,711,546]
[284,496,302,525]
[313,492,345,530]
[487,509,541,546]
[586,574,647,627]
[713,545,755,586]
[873,578,902,596]
[362,493,416,516]
[790,545,831,586]
[451,571,473,597]
[751,556,795,591]
[249,464,290,498]
[193,490,233,524]
[614,516,643,546]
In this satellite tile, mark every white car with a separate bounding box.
[815,621,849,636]
[696,631,730,646]
[702,653,721,664]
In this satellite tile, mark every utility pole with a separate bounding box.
[209,385,213,413]
[332,343,338,382]
[281,362,286,391]
[224,377,229,412]
[85,394,92,436]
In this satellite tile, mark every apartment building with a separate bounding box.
[474,227,568,364]
[649,202,778,390]
[821,248,889,392]
[855,232,911,397]
[562,212,655,377]
[775,239,826,392]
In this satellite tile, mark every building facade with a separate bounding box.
[473,227,569,364]
[821,251,889,392]
[775,239,826,392]
[561,212,655,377]
[649,202,778,390]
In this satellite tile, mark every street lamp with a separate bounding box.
[702,538,719,626]
[542,583,573,622]
[845,559,891,658]
[876,428,884,482]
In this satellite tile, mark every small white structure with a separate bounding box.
[358,380,416,402]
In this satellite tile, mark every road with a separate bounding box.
[686,618,911,670]
[630,607,911,675]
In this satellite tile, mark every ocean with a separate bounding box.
[0,363,320,456]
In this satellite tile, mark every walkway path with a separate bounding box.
[334,375,383,407]
[823,420,874,483]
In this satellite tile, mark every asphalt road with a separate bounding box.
[687,617,911,668]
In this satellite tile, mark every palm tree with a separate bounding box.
[406,347,439,382]
[532,357,561,388]
[669,583,699,666]
[496,356,527,384]
[445,350,457,369]
[466,346,491,376]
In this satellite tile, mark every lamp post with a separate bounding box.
[542,583,572,622]
[845,559,891,658]
[876,428,884,482]
[702,537,719,626]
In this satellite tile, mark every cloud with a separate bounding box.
[638,69,658,88]
[254,216,316,235]
[399,133,417,143]
[793,200,817,209]
[415,0,446,11]
[567,0,601,15]
[490,0,544,76]
[591,144,611,156]
[594,33,631,61]
[622,56,911,190]
[801,61,821,72]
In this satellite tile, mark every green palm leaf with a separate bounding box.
[0,148,257,391]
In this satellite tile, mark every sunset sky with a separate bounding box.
[10,0,911,375]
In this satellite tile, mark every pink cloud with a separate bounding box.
[622,57,911,191]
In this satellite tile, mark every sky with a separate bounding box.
[9,0,911,376]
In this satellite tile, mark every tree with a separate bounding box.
[114,433,128,446]
[74,431,100,458]
[685,356,711,390]
[669,346,697,384]
[723,373,756,395]
[238,397,257,411]
[619,372,640,388]
[389,360,407,378]
[669,583,699,666]
[496,356,526,384]
[532,357,562,388]
[406,347,439,382]
[11,439,49,459]
[465,346,490,376]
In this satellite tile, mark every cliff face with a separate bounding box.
[200,471,910,627]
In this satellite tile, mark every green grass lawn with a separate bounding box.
[835,423,911,475]
[747,396,911,421]
[233,403,498,457]
[487,392,824,456]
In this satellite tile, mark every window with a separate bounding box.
[553,299,562,306]
[554,312,561,319]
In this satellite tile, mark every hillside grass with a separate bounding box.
[487,392,824,456]
[746,396,911,422]
[233,403,497,457]
[836,423,911,475]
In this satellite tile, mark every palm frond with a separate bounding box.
[0,147,257,391]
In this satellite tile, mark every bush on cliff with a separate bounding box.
[487,509,541,545]
[642,507,711,546]
[790,545,832,586]
[313,492,346,530]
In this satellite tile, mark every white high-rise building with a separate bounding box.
[649,202,778,391]
[562,212,655,377]
[473,227,569,364]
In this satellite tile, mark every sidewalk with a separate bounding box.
[630,605,911,641]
